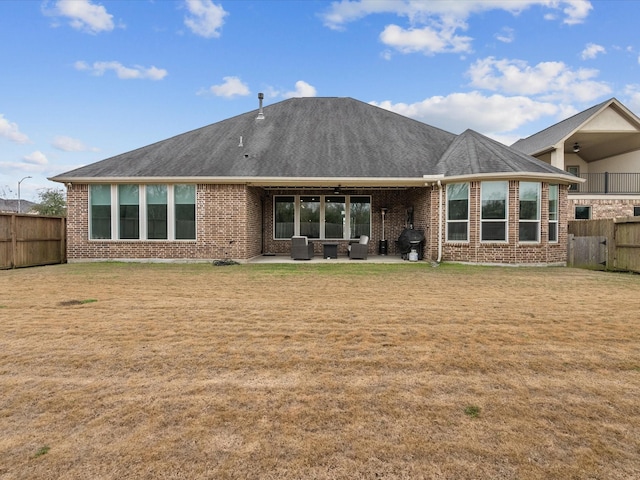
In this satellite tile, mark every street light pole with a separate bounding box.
[17,176,32,214]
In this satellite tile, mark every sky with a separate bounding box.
[2,0,640,202]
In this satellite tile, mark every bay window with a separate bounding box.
[519,182,541,242]
[147,185,168,240]
[174,185,196,240]
[481,181,508,242]
[548,184,558,243]
[89,184,111,239]
[119,185,139,239]
[446,183,469,241]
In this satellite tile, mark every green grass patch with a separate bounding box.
[464,405,481,418]
[33,446,50,458]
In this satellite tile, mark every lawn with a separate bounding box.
[1,262,639,479]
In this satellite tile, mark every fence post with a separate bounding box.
[10,214,16,268]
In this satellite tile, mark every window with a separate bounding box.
[274,196,295,239]
[446,183,469,241]
[147,185,167,240]
[567,166,580,191]
[634,206,640,217]
[90,184,111,239]
[118,185,139,239]
[548,184,558,243]
[481,181,508,241]
[575,205,591,220]
[300,196,320,238]
[89,184,195,241]
[175,184,196,240]
[273,195,370,240]
[519,182,540,242]
[325,196,345,239]
[349,196,371,239]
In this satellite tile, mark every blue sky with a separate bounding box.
[2,0,640,202]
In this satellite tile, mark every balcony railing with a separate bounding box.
[569,172,640,194]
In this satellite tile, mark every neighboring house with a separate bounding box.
[51,96,579,264]
[0,198,35,214]
[512,98,640,220]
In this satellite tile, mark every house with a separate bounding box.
[512,98,640,220]
[50,96,579,264]
[0,199,35,214]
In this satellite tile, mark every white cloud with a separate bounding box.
[206,76,250,98]
[467,57,611,103]
[321,1,592,55]
[75,61,168,80]
[380,21,473,56]
[283,81,318,98]
[624,85,640,114]
[52,136,97,152]
[0,114,30,144]
[48,0,115,34]
[23,151,48,166]
[184,0,228,38]
[495,27,515,44]
[370,92,559,137]
[581,43,606,60]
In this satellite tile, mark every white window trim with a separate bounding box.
[273,194,371,240]
[446,183,469,243]
[89,184,196,241]
[519,182,541,244]
[548,184,559,243]
[480,181,509,243]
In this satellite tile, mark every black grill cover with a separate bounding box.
[397,228,425,254]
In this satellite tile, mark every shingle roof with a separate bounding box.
[511,99,612,155]
[52,97,456,180]
[51,96,571,183]
[437,130,567,176]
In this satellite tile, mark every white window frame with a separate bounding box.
[89,184,196,241]
[548,184,558,243]
[273,195,371,240]
[518,182,541,244]
[480,181,508,243]
[446,183,469,242]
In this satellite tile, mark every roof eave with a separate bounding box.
[437,172,585,185]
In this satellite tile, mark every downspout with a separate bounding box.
[437,180,443,263]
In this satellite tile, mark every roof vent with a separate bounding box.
[256,92,265,120]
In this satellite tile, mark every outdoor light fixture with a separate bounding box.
[17,175,32,214]
[333,186,341,195]
[573,142,581,153]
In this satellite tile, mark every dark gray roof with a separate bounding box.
[0,198,35,213]
[437,130,568,177]
[511,99,611,155]
[51,96,572,183]
[52,97,456,180]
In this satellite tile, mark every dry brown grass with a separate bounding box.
[1,262,639,479]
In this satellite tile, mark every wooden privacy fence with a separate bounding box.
[568,217,640,273]
[0,213,66,269]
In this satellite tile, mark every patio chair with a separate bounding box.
[291,236,314,260]
[348,235,369,260]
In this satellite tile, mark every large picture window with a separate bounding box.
[274,195,370,240]
[274,196,295,239]
[446,183,469,241]
[90,184,111,239]
[175,184,196,240]
[519,182,540,242]
[89,184,196,241]
[147,185,167,240]
[481,181,508,242]
[548,184,558,243]
[118,184,139,239]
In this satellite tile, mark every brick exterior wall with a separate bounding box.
[426,182,568,265]
[66,182,569,264]
[66,183,262,261]
[261,188,428,256]
[569,197,640,220]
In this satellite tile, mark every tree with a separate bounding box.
[32,188,67,217]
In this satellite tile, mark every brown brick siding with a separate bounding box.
[67,183,260,261]
[426,182,568,264]
[67,182,569,264]
[569,197,640,219]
